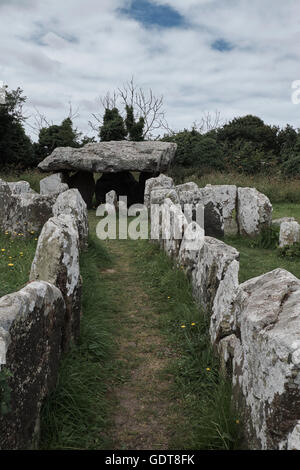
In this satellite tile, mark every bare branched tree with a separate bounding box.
[89,77,169,139]
[26,101,80,136]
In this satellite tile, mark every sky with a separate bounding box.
[1,0,300,140]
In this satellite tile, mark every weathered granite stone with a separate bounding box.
[38,141,177,173]
[210,259,240,345]
[0,179,55,236]
[0,281,65,450]
[68,171,95,209]
[286,421,300,450]
[237,187,272,237]
[144,174,174,208]
[30,215,81,350]
[150,188,179,206]
[106,190,117,208]
[279,221,300,247]
[176,182,199,193]
[176,187,224,236]
[161,198,187,258]
[191,237,239,313]
[178,222,205,276]
[225,269,300,450]
[40,173,69,195]
[53,189,88,251]
[203,185,238,235]
[7,181,35,195]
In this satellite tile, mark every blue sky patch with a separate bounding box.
[211,38,234,52]
[119,0,185,28]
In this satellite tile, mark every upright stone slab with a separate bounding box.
[191,237,239,313]
[202,185,238,235]
[279,221,300,247]
[40,173,69,195]
[30,215,81,349]
[0,282,65,450]
[237,187,272,237]
[0,179,55,236]
[161,198,187,258]
[220,269,300,449]
[7,181,35,195]
[178,222,205,276]
[53,189,88,251]
[144,174,174,208]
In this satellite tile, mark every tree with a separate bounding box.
[99,108,127,141]
[36,117,81,160]
[125,105,144,141]
[0,87,35,169]
[90,77,167,139]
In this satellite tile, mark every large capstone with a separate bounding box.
[38,141,177,173]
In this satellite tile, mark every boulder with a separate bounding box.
[210,259,240,345]
[150,188,179,206]
[40,173,69,195]
[237,187,272,237]
[68,171,95,209]
[279,221,300,247]
[144,174,174,208]
[191,237,239,313]
[204,201,224,238]
[52,189,88,251]
[176,182,199,193]
[106,190,117,208]
[161,198,187,258]
[0,179,55,236]
[38,141,177,173]
[30,215,81,350]
[221,268,300,449]
[203,185,238,235]
[7,181,35,195]
[0,281,65,450]
[178,222,205,276]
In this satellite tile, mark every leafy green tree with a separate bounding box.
[0,87,35,169]
[125,105,144,141]
[36,117,80,160]
[99,108,127,141]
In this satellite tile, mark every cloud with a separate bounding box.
[0,0,299,142]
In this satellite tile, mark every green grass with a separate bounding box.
[272,202,300,222]
[39,222,122,450]
[130,240,242,450]
[0,232,38,297]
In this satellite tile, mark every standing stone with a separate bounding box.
[0,179,56,236]
[178,222,205,276]
[7,181,35,195]
[150,188,179,206]
[53,189,88,251]
[40,173,69,195]
[222,268,300,450]
[69,171,95,209]
[105,190,118,208]
[191,237,239,313]
[161,198,187,258]
[0,281,65,450]
[279,221,300,247]
[144,174,174,208]
[210,259,240,345]
[30,215,81,350]
[237,187,272,237]
[203,185,238,235]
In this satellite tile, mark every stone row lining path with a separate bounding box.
[102,238,179,450]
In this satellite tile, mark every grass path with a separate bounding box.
[40,212,240,450]
[104,239,179,450]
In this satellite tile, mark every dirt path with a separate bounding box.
[102,239,178,451]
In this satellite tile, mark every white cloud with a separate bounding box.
[0,0,299,141]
